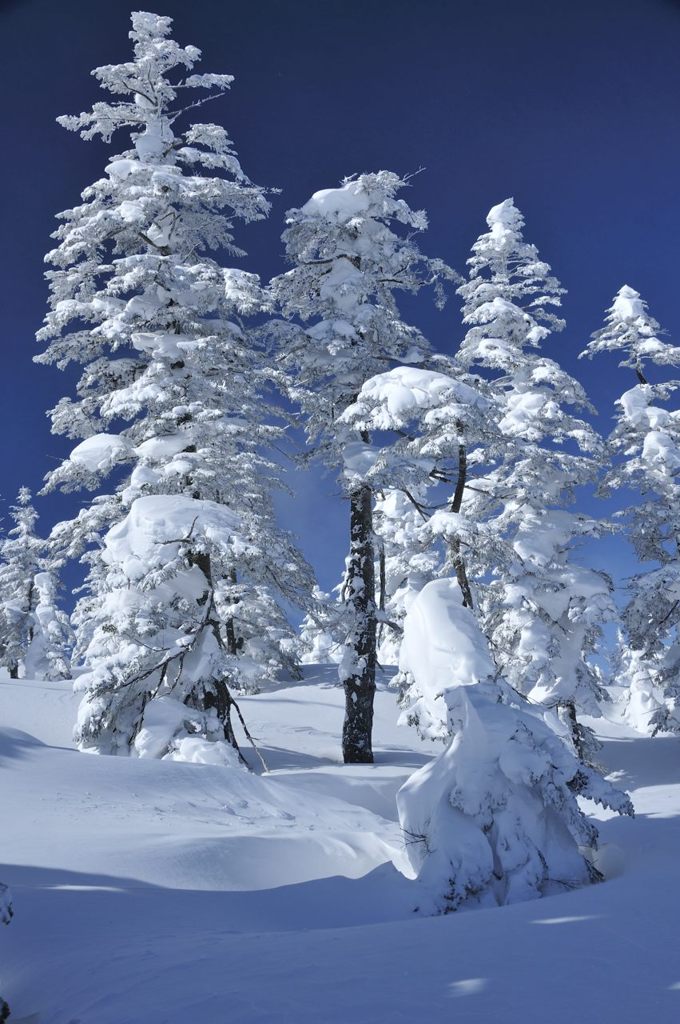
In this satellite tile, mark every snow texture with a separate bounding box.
[1,671,673,1024]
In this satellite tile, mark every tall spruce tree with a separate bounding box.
[270,172,453,762]
[454,199,613,752]
[583,285,680,733]
[36,11,312,759]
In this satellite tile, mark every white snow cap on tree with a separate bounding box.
[583,286,680,733]
[396,579,633,914]
[37,10,313,759]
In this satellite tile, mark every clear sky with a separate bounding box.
[1,0,680,595]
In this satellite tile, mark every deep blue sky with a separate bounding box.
[2,0,680,593]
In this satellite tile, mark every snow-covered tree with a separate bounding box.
[612,639,665,733]
[22,570,74,681]
[0,489,72,680]
[454,198,613,745]
[396,578,633,914]
[0,489,43,679]
[0,882,12,1022]
[582,285,680,733]
[36,11,312,758]
[270,172,453,762]
[297,587,344,665]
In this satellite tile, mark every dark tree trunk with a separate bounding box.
[190,549,238,744]
[450,443,474,609]
[8,664,18,680]
[342,482,377,764]
[561,700,587,761]
[225,568,240,655]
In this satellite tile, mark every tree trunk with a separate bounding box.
[342,483,377,764]
[225,568,240,655]
[8,664,18,680]
[450,443,474,609]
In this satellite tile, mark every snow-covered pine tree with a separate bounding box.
[0,489,72,680]
[270,173,453,763]
[582,285,680,733]
[454,198,613,751]
[297,587,344,665]
[396,578,633,913]
[22,570,73,682]
[0,489,42,679]
[613,638,666,733]
[36,11,312,759]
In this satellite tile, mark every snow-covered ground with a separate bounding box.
[1,669,679,1023]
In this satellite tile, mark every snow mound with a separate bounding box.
[102,494,241,581]
[611,284,645,321]
[344,366,484,431]
[301,179,371,221]
[68,433,131,473]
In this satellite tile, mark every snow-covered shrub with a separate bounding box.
[397,579,633,913]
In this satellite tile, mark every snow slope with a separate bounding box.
[1,670,679,1023]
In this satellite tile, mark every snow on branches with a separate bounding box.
[583,286,680,733]
[0,489,72,681]
[37,11,312,759]
[270,171,455,762]
[455,199,613,737]
[341,364,495,648]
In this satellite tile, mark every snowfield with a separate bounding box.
[1,669,679,1023]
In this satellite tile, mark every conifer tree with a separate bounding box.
[583,285,680,733]
[36,12,312,758]
[454,199,613,750]
[0,489,72,680]
[270,173,453,762]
